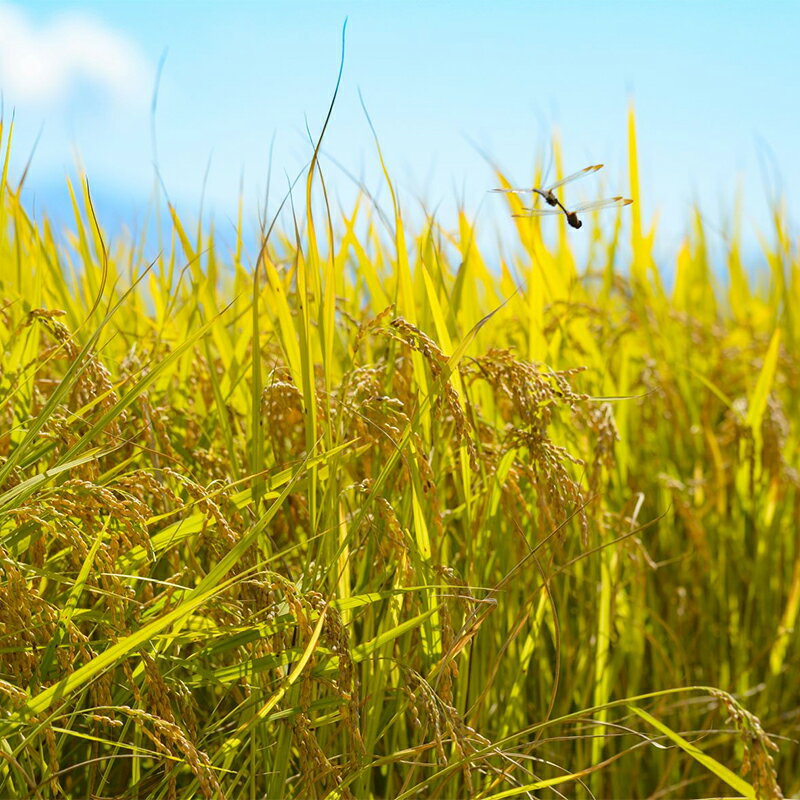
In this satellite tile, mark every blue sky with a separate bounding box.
[1,1,798,260]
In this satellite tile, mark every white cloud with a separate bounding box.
[0,3,152,108]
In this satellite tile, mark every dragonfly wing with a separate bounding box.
[512,208,563,218]
[570,196,633,213]
[492,188,536,194]
[542,164,603,193]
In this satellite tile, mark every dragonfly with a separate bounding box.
[493,164,632,228]
[494,163,604,206]
[513,196,633,229]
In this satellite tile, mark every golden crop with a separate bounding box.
[0,110,796,799]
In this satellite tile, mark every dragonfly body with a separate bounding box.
[531,187,559,207]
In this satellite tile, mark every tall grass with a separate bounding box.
[0,105,797,799]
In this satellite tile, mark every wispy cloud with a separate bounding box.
[0,3,152,108]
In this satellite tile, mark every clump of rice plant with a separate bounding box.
[0,105,796,799]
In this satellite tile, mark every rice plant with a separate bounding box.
[0,104,796,799]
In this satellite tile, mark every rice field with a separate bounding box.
[0,107,797,799]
